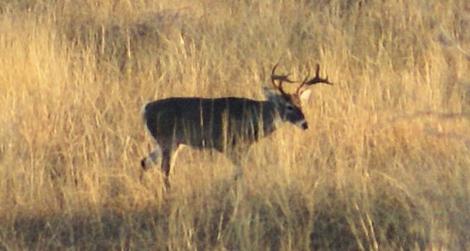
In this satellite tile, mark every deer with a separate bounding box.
[140,63,332,188]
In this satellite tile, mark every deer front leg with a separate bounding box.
[226,147,248,180]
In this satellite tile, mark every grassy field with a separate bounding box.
[0,0,469,250]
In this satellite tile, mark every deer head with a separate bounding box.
[264,63,332,130]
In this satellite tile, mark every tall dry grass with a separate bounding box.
[0,0,469,250]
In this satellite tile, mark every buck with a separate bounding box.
[140,64,332,187]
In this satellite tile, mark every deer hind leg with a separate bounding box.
[141,144,162,171]
[160,146,177,189]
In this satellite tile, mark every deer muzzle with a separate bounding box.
[296,120,308,130]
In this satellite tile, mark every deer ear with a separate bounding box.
[299,89,312,103]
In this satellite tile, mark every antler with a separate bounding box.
[296,64,332,95]
[271,63,296,96]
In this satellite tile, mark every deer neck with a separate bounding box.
[261,101,283,136]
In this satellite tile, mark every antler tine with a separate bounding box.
[271,63,296,96]
[296,64,332,95]
[308,64,333,85]
[270,63,280,89]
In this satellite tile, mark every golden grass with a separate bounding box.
[0,0,469,250]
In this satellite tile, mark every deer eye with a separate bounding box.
[286,105,294,111]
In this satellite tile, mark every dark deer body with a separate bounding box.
[141,64,332,187]
[143,97,287,152]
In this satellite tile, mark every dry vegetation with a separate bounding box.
[0,0,469,250]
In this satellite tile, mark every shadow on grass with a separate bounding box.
[7,208,168,250]
[1,178,435,250]
[1,180,237,250]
